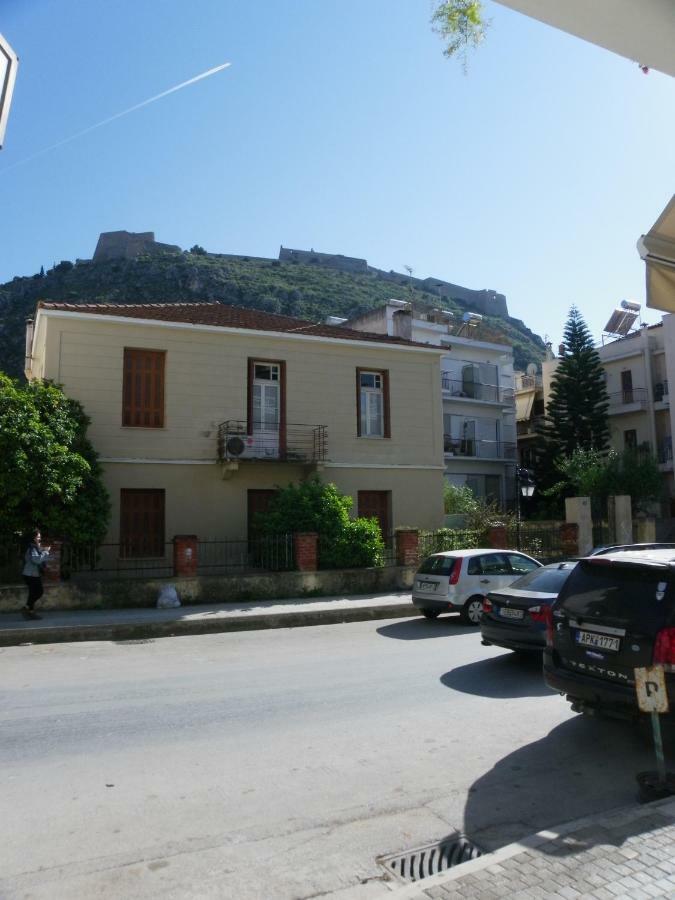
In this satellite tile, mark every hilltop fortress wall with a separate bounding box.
[89,233,508,318]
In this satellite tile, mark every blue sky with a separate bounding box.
[2,0,674,347]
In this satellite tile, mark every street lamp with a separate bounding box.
[515,467,535,550]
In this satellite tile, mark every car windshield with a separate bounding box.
[509,566,574,593]
[417,555,456,576]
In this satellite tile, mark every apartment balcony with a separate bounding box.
[607,388,648,414]
[516,416,545,437]
[217,420,327,466]
[654,380,669,404]
[444,435,517,460]
[442,375,514,406]
[658,436,673,470]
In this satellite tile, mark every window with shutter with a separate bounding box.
[120,489,165,558]
[122,348,165,427]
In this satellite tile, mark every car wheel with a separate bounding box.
[422,609,440,620]
[460,596,484,625]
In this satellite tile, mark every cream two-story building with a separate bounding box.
[25,301,445,552]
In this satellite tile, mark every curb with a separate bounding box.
[0,602,417,646]
[383,795,675,897]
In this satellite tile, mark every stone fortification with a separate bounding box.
[279,245,508,318]
[93,231,181,263]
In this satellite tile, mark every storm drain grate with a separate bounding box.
[378,835,482,883]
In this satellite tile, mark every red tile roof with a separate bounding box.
[37,301,436,349]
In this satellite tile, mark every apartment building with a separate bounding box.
[342,301,517,506]
[25,302,446,550]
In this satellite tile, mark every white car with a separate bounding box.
[411,548,543,625]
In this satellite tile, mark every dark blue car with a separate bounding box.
[480,561,577,654]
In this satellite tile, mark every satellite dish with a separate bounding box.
[526,363,537,376]
[226,436,246,457]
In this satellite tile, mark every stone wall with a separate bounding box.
[0,566,416,613]
[93,231,182,263]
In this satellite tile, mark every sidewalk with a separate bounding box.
[387,797,675,900]
[0,591,417,646]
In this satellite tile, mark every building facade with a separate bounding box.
[25,302,446,550]
[343,301,517,507]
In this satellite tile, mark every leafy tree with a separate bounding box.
[189,244,207,255]
[256,478,384,568]
[0,374,110,545]
[443,481,477,514]
[547,448,663,513]
[537,306,609,496]
[431,1,487,66]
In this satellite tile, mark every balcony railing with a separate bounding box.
[444,436,516,459]
[217,421,327,463]
[441,376,513,404]
[654,380,669,402]
[658,437,673,465]
[607,388,648,410]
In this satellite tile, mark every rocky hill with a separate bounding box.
[0,244,546,378]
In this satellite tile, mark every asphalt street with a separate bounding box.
[0,616,659,899]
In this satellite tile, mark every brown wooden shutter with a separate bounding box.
[123,348,165,427]
[120,489,165,557]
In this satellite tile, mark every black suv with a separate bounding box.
[543,550,675,721]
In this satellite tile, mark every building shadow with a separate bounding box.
[440,652,553,698]
[461,715,660,851]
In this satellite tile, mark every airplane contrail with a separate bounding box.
[1,61,232,174]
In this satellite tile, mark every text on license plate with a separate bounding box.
[499,607,524,620]
[418,582,436,592]
[575,630,620,652]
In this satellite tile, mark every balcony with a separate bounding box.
[442,376,513,406]
[607,388,648,414]
[444,435,516,460]
[658,436,673,468]
[217,421,327,464]
[654,380,669,404]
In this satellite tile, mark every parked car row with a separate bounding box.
[413,543,675,724]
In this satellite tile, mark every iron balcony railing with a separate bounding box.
[607,388,648,409]
[217,420,328,463]
[441,376,513,405]
[654,380,669,402]
[443,436,517,459]
[658,437,673,464]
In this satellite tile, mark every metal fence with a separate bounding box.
[506,525,565,563]
[0,543,23,584]
[62,543,174,580]
[197,535,294,574]
[418,528,484,559]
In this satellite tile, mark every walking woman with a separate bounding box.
[21,529,51,620]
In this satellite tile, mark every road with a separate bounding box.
[0,617,658,899]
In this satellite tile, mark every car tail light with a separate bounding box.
[482,597,492,614]
[449,557,463,585]
[653,628,675,664]
[529,605,547,623]
[543,606,554,647]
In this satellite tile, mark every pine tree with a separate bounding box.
[537,306,609,494]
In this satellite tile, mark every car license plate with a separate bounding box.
[575,630,620,652]
[418,582,436,593]
[499,607,523,620]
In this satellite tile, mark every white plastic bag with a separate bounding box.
[157,584,181,609]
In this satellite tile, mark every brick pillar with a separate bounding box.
[294,532,318,572]
[395,529,419,566]
[173,535,198,577]
[560,522,579,558]
[488,525,507,549]
[42,538,62,583]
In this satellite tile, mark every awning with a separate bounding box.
[515,388,535,422]
[638,195,675,313]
